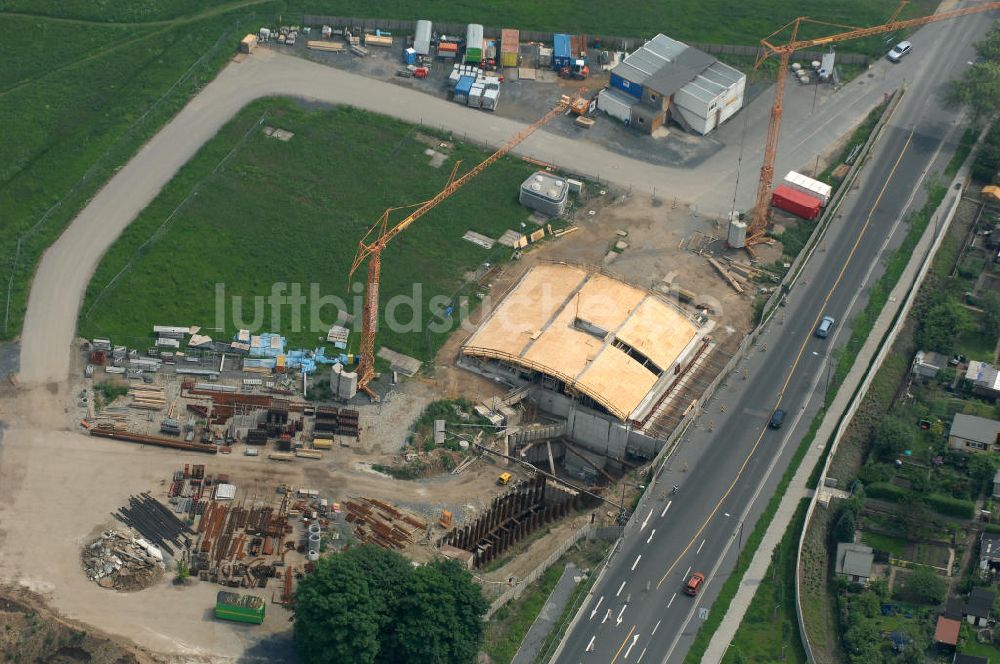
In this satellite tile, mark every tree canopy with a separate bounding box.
[294,545,488,664]
[948,22,1000,123]
[915,300,972,355]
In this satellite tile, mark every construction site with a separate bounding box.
[7,2,983,660]
[54,89,763,641]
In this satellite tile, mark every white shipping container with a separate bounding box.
[783,170,832,206]
[598,88,637,123]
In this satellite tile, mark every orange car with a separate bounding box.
[684,572,705,596]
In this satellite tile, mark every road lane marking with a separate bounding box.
[616,604,628,625]
[590,596,604,619]
[652,619,662,635]
[586,636,596,652]
[610,624,636,664]
[631,555,642,571]
[667,594,676,609]
[696,539,706,554]
[684,566,691,579]
[656,131,918,664]
[616,581,626,597]
[641,509,653,530]
[637,647,646,662]
[655,127,916,592]
[661,501,671,518]
[647,529,655,544]
[602,609,612,624]
[623,634,640,659]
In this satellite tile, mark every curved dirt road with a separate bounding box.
[16,47,899,386]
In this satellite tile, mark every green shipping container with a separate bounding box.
[215,591,265,624]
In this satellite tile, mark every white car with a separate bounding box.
[887,41,912,62]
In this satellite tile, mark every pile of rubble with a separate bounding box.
[82,530,166,591]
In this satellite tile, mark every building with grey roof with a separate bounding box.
[835,542,874,586]
[948,413,1000,453]
[966,360,1000,399]
[911,349,949,380]
[599,33,745,135]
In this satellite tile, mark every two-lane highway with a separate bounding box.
[552,7,993,663]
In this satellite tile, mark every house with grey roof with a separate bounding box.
[980,532,1000,576]
[912,350,950,380]
[598,33,745,135]
[948,413,1000,454]
[835,542,874,586]
[966,360,1000,399]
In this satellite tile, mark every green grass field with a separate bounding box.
[285,0,935,52]
[0,0,276,340]
[79,100,543,361]
[721,500,809,664]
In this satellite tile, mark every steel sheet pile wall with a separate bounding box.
[439,476,592,567]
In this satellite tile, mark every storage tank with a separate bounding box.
[727,219,747,248]
[337,370,358,400]
[414,20,432,56]
[519,172,569,216]
[465,24,484,63]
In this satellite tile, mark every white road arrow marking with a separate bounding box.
[661,501,672,518]
[617,581,626,597]
[641,508,653,530]
[602,608,612,624]
[631,555,642,571]
[590,596,604,619]
[646,529,655,544]
[617,604,628,625]
[623,634,640,659]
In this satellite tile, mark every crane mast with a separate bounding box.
[745,1,1000,245]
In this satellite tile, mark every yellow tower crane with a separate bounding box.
[349,96,571,399]
[746,1,1000,245]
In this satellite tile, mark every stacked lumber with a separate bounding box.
[129,386,166,410]
[93,413,129,432]
[306,40,345,52]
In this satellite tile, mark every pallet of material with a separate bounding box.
[268,453,294,462]
[350,45,369,57]
[294,450,323,460]
[575,116,595,128]
[306,40,345,52]
[364,34,392,47]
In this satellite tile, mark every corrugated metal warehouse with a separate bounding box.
[599,33,745,135]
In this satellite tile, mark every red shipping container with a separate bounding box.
[771,184,821,220]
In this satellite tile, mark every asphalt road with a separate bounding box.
[551,8,992,664]
[18,39,899,387]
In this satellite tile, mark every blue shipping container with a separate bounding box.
[610,73,643,99]
[455,75,475,95]
[553,33,571,70]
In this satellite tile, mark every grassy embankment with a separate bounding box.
[0,0,278,340]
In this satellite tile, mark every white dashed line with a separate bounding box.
[661,501,672,518]
[631,555,642,571]
[696,539,706,554]
[646,529,655,544]
[617,581,627,597]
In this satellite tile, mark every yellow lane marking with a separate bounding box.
[655,129,915,592]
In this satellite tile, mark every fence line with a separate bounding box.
[484,522,595,618]
[299,15,868,65]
